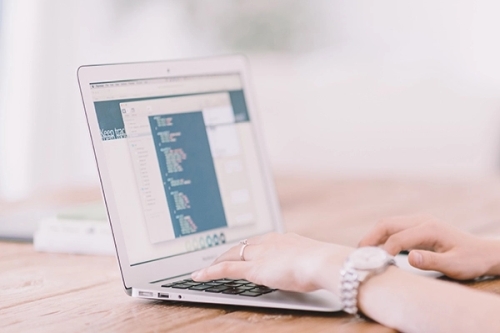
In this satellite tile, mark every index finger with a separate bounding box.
[382,224,439,255]
[192,261,250,282]
[358,215,425,247]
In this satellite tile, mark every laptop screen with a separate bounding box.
[90,73,274,266]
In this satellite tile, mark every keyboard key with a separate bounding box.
[188,284,212,291]
[224,282,243,287]
[235,285,254,291]
[222,288,244,295]
[183,281,202,286]
[171,284,191,289]
[161,283,176,288]
[252,285,273,291]
[205,281,224,286]
[234,280,250,285]
[215,279,234,283]
[205,285,230,293]
[249,287,273,294]
[239,291,263,297]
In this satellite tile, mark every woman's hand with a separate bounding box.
[192,232,353,294]
[358,214,500,279]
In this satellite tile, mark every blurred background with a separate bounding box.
[1,0,500,202]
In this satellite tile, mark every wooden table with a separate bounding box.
[2,176,500,332]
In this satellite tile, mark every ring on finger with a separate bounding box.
[239,239,249,261]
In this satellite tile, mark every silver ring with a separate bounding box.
[239,239,248,261]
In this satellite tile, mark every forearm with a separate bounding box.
[358,267,500,333]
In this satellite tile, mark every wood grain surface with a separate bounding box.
[1,176,500,333]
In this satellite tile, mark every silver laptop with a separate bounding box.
[77,56,343,312]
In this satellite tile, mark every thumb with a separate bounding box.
[408,250,446,271]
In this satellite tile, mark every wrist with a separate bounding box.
[315,245,354,295]
[357,265,401,315]
[339,247,396,314]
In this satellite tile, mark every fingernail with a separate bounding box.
[412,251,423,266]
[191,270,201,280]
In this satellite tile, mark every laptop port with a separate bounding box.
[138,291,153,297]
[158,293,169,299]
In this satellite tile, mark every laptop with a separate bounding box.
[77,55,344,311]
[77,56,438,312]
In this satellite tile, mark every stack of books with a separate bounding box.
[33,202,115,256]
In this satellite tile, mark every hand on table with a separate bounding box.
[358,214,500,279]
[192,232,353,294]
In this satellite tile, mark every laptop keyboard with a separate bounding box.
[161,278,277,297]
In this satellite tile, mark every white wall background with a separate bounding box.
[251,1,500,178]
[1,0,500,200]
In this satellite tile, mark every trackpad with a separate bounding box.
[395,254,443,278]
